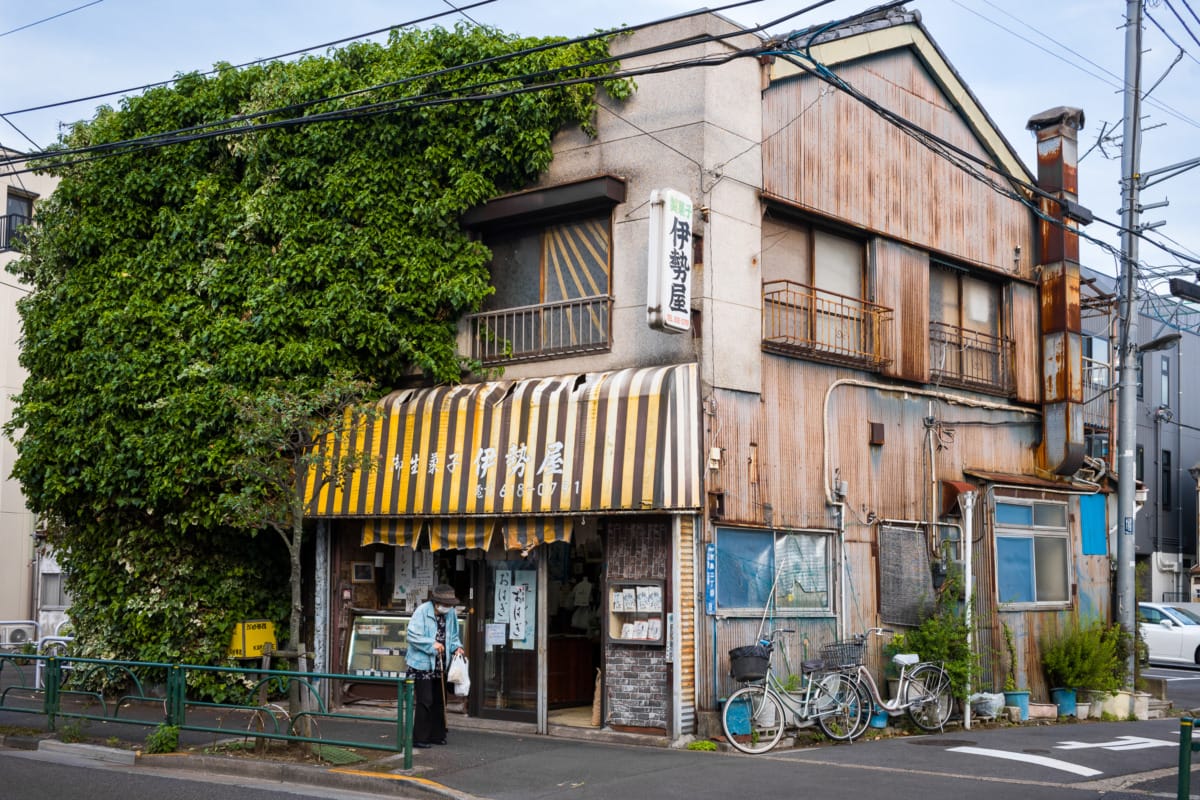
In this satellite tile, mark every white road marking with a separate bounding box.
[948,746,1102,777]
[1054,735,1176,752]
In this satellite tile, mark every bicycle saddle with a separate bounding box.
[891,653,919,667]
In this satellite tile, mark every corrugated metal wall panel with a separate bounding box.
[1007,282,1041,404]
[763,52,1034,278]
[678,516,696,734]
[873,239,930,383]
[705,617,840,707]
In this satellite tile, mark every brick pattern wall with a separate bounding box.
[604,518,670,731]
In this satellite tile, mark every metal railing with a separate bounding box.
[0,652,416,769]
[0,213,30,251]
[1082,358,1112,431]
[467,295,612,364]
[762,279,892,369]
[928,321,1015,396]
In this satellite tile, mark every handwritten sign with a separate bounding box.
[494,570,512,623]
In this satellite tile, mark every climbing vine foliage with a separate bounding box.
[8,24,631,689]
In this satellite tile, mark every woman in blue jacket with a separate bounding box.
[405,584,464,747]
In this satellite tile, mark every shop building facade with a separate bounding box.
[304,8,1112,740]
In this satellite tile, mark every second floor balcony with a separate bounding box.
[466,295,612,365]
[762,279,892,370]
[928,321,1014,396]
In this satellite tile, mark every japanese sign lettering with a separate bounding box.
[647,188,694,333]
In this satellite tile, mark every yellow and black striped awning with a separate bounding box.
[306,363,700,518]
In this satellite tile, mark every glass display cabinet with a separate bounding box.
[346,613,410,677]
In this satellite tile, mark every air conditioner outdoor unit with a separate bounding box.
[1,626,32,646]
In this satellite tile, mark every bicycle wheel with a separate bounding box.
[722,685,786,754]
[814,672,868,742]
[904,664,954,731]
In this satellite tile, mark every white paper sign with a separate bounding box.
[392,548,413,601]
[511,569,537,650]
[509,585,527,641]
[494,570,513,623]
[485,623,507,651]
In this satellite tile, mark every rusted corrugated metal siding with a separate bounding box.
[678,516,696,733]
[707,617,840,707]
[1007,282,1041,404]
[873,239,930,383]
[972,489,1113,699]
[763,51,1033,277]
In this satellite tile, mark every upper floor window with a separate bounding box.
[1160,355,1170,407]
[928,262,1013,395]
[1162,449,1173,510]
[3,190,34,252]
[995,499,1069,607]
[760,216,891,369]
[462,176,623,365]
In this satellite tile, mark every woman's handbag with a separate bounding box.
[447,652,470,696]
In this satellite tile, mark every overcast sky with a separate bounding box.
[3,0,1198,298]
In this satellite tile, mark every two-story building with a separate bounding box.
[303,8,1111,740]
[0,148,60,643]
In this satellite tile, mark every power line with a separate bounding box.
[0,0,103,39]
[0,0,502,122]
[0,0,835,171]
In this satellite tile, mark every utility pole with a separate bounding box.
[1116,0,1143,696]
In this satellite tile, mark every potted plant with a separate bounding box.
[1040,618,1123,718]
[1001,622,1030,721]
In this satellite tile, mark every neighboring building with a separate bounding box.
[1082,269,1200,603]
[0,148,57,636]
[303,9,1108,739]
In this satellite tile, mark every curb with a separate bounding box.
[138,752,479,800]
[38,740,136,765]
[0,733,43,751]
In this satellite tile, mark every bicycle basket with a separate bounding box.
[819,639,865,668]
[729,644,771,682]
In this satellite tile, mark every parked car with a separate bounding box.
[1138,602,1200,666]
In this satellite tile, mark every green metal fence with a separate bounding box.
[0,652,415,770]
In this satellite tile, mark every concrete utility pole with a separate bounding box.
[1116,0,1143,695]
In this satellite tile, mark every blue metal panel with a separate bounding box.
[1080,494,1107,555]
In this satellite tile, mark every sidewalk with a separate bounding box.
[0,702,672,800]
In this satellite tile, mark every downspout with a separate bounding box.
[960,490,977,731]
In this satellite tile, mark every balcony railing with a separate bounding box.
[1082,359,1112,431]
[0,214,31,252]
[928,321,1014,396]
[762,279,892,369]
[467,295,612,365]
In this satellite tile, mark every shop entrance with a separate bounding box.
[469,533,603,727]
[473,556,538,720]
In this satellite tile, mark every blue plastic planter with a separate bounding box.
[1050,687,1077,717]
[1003,689,1031,721]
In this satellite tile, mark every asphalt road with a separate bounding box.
[9,719,1197,800]
[1148,663,1200,713]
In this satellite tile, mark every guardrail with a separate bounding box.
[0,652,415,769]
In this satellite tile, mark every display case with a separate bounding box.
[606,579,665,645]
[346,613,410,677]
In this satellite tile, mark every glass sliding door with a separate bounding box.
[474,557,538,720]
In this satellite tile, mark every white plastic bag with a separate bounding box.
[447,652,470,696]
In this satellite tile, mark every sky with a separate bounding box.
[2,0,1199,308]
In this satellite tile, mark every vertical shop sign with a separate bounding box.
[647,188,694,333]
[705,543,716,615]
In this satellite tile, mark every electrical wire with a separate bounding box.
[1,0,502,121]
[0,1,840,172]
[0,0,103,39]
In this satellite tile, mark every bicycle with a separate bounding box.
[720,629,868,754]
[824,627,954,738]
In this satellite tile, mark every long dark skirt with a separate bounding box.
[411,672,448,745]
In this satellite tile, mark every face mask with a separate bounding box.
[435,604,453,614]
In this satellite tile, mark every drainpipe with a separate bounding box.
[960,490,977,731]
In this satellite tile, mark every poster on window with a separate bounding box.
[510,569,536,650]
[494,570,513,623]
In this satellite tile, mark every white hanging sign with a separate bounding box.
[647,188,694,333]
